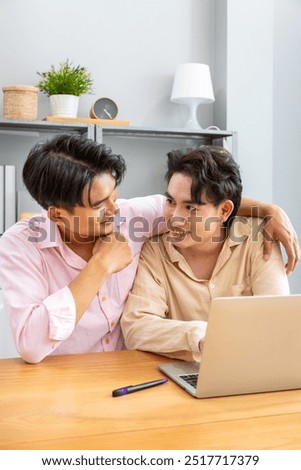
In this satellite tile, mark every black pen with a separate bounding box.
[112,378,168,397]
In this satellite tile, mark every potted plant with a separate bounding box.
[37,59,93,118]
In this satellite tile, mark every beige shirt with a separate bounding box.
[121,217,290,361]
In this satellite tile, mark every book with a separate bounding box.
[4,165,16,231]
[0,165,4,234]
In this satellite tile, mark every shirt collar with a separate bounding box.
[161,233,183,264]
[29,211,87,269]
[29,210,63,249]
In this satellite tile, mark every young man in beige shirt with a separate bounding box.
[121,146,290,361]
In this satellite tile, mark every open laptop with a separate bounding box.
[159,294,301,398]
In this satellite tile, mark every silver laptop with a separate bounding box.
[159,294,301,398]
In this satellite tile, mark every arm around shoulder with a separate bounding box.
[239,197,300,275]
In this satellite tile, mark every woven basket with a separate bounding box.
[2,85,39,120]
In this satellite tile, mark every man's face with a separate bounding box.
[164,172,226,249]
[52,173,118,243]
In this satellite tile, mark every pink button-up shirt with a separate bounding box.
[0,195,165,363]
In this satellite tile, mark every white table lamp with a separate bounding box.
[170,63,215,130]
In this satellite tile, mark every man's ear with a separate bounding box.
[220,199,234,222]
[48,207,66,222]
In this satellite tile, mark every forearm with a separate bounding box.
[239,198,300,274]
[238,197,276,218]
[121,302,206,360]
[68,254,110,322]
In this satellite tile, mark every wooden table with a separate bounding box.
[1,350,301,450]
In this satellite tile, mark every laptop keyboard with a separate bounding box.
[180,373,198,389]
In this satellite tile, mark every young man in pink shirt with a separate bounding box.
[0,134,299,363]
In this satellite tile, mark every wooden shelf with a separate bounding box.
[43,116,130,126]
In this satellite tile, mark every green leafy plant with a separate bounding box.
[37,59,93,96]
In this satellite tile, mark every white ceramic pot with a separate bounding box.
[49,94,79,117]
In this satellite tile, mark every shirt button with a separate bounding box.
[210,283,215,289]
[105,338,110,344]
[111,321,115,328]
[101,296,107,302]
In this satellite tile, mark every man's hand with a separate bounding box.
[262,205,300,275]
[69,232,133,323]
[93,232,133,275]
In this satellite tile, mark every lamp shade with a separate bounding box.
[170,63,215,104]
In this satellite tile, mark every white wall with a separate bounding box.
[215,0,274,202]
[273,0,301,293]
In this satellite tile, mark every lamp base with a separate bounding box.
[184,119,204,130]
[184,103,203,130]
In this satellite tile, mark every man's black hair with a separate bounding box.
[22,134,126,212]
